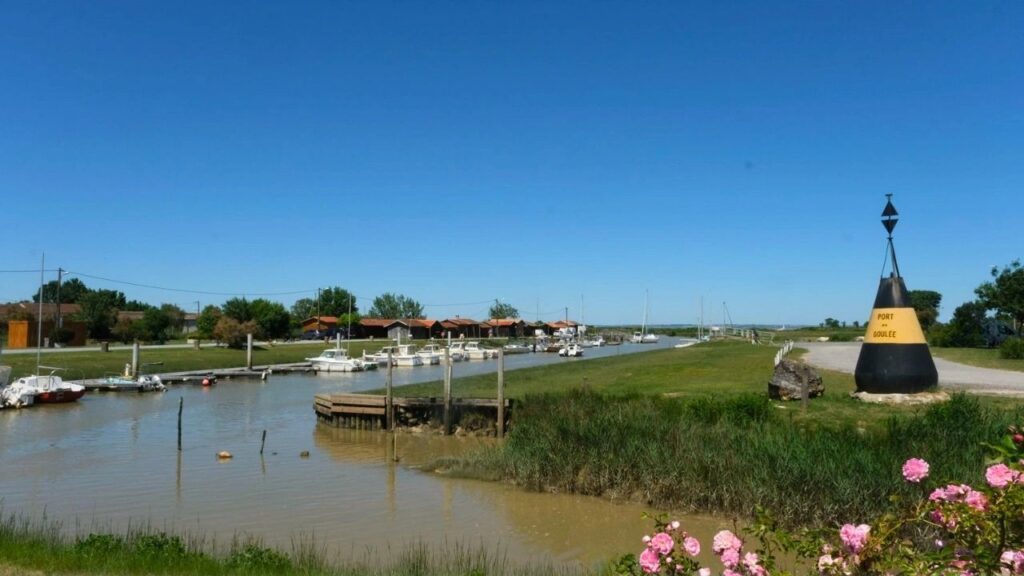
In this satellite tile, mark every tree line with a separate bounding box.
[18,280,523,348]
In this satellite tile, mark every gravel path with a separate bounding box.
[800,342,1024,396]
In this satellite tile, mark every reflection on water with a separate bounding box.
[0,340,732,568]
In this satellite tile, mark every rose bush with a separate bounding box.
[614,426,1024,575]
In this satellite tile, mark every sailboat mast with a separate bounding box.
[37,253,44,372]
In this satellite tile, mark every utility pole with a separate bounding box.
[316,287,321,332]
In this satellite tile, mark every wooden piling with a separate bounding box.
[443,347,452,435]
[497,349,505,438]
[131,341,140,377]
[246,333,254,369]
[177,397,183,451]
[260,429,267,455]
[385,350,393,430]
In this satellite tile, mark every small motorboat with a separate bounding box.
[558,343,584,357]
[463,341,497,360]
[416,344,445,365]
[10,373,85,404]
[307,348,365,372]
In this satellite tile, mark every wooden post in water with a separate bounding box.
[131,341,140,377]
[177,397,183,451]
[497,348,505,438]
[260,429,267,455]
[246,333,254,369]
[385,350,394,430]
[443,347,452,435]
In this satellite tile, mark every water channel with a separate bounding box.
[0,340,733,570]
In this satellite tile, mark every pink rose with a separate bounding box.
[986,463,1018,489]
[721,548,740,568]
[818,553,835,571]
[698,569,711,576]
[965,489,988,511]
[712,530,743,553]
[649,532,674,555]
[639,548,661,574]
[902,458,929,482]
[839,523,870,554]
[683,536,700,557]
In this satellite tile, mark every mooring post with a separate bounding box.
[497,348,505,438]
[131,341,140,377]
[386,350,394,430]
[443,347,452,435]
[193,338,200,351]
[260,429,267,455]
[246,333,254,369]
[177,397,183,451]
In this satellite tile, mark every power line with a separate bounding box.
[66,271,313,297]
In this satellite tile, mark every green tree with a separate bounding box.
[160,304,186,335]
[319,287,358,317]
[249,299,290,339]
[195,305,222,339]
[488,300,519,319]
[908,290,942,333]
[976,260,1024,335]
[32,278,90,303]
[213,317,258,348]
[122,299,152,312]
[822,318,840,329]
[931,301,986,348]
[367,293,424,319]
[290,298,316,321]
[75,289,124,340]
[222,298,253,322]
[135,308,172,343]
[111,317,137,344]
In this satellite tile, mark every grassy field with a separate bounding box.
[931,346,1024,372]
[385,341,920,427]
[0,340,498,381]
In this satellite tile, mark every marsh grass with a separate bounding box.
[0,511,584,575]
[437,390,1024,529]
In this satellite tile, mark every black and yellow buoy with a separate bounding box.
[854,195,938,394]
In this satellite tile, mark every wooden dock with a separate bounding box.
[314,393,511,433]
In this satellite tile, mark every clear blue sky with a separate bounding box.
[2,1,1021,326]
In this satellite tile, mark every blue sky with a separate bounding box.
[1,1,1021,326]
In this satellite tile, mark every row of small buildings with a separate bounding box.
[300,316,581,341]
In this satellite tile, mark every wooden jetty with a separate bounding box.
[315,348,510,435]
[314,392,511,433]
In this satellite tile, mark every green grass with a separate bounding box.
[385,341,930,427]
[931,346,1024,372]
[0,513,583,576]
[435,391,1021,529]
[1,340,509,381]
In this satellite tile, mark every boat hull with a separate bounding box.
[35,389,85,403]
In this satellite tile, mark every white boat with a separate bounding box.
[502,343,532,354]
[6,373,85,405]
[632,290,660,344]
[447,342,469,361]
[307,348,365,372]
[416,344,444,365]
[361,350,391,368]
[394,345,425,367]
[0,366,35,408]
[558,343,584,357]
[463,341,497,360]
[98,374,167,392]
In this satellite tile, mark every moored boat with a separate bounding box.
[12,374,85,404]
[307,348,365,372]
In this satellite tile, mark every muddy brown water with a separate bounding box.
[0,341,735,569]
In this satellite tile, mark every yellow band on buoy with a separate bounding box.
[863,307,926,344]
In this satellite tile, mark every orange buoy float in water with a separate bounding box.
[202,378,211,386]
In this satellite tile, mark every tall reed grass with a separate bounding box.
[0,511,584,575]
[441,390,1022,528]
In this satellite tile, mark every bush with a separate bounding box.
[1001,338,1024,360]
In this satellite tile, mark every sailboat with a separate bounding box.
[631,290,660,344]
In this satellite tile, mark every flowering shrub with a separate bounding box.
[614,426,1024,575]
